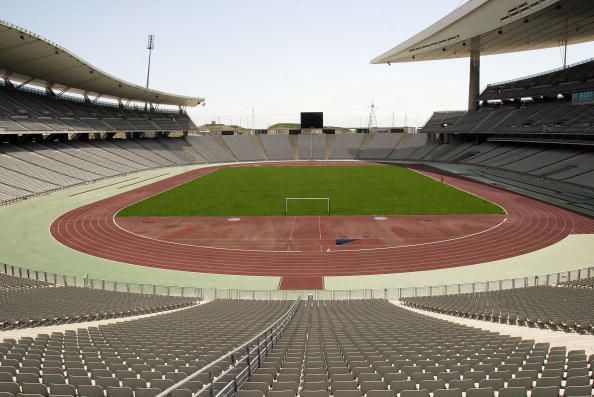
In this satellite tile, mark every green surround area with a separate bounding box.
[0,161,591,292]
[118,165,504,217]
[0,166,280,290]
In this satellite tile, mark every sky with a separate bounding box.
[4,0,594,128]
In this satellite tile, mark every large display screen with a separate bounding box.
[300,112,323,129]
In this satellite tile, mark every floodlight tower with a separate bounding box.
[367,99,378,132]
[145,34,155,88]
[144,34,155,111]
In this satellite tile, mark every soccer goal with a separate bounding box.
[285,197,330,216]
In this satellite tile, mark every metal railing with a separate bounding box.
[1,262,593,301]
[486,57,594,87]
[156,297,301,397]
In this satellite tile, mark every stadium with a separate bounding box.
[0,0,594,397]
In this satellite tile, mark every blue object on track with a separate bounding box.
[336,238,358,246]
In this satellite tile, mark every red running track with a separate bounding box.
[50,162,594,290]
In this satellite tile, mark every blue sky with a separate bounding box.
[4,1,594,128]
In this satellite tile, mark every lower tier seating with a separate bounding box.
[0,287,197,330]
[401,286,594,334]
[0,300,291,397]
[0,273,49,290]
[239,300,594,397]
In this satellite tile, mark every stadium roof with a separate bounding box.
[0,20,204,107]
[371,0,594,64]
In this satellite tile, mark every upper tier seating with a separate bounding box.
[0,85,195,133]
[0,300,290,397]
[424,101,594,136]
[401,286,594,334]
[0,287,196,329]
[422,112,467,134]
[239,300,594,397]
[480,59,594,101]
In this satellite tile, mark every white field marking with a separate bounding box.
[50,160,506,256]
[318,216,322,240]
[325,216,507,253]
[408,167,508,216]
[318,216,323,253]
[49,165,303,255]
[326,167,509,253]
[288,216,297,241]
[47,169,201,259]
[113,213,303,254]
[110,168,304,253]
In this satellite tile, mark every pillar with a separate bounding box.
[468,37,481,111]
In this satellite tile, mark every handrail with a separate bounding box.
[155,297,300,397]
[1,262,593,301]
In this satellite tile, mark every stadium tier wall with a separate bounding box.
[0,134,593,205]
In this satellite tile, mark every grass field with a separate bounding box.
[117,166,504,217]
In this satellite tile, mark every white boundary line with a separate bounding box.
[325,167,508,252]
[111,167,303,253]
[325,216,508,252]
[49,160,509,256]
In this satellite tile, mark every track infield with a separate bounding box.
[117,165,503,217]
[50,162,594,290]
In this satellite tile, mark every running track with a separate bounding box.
[50,162,594,290]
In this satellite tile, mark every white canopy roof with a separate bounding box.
[0,20,204,107]
[371,0,594,64]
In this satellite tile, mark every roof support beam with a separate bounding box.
[56,86,70,97]
[15,77,34,89]
[468,37,481,111]
[2,73,15,88]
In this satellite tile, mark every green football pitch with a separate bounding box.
[117,165,503,217]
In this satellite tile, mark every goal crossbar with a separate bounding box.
[284,197,330,215]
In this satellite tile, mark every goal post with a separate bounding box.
[284,197,330,216]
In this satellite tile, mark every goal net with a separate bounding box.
[284,197,330,216]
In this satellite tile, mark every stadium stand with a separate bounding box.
[0,287,196,330]
[479,59,594,102]
[358,133,402,160]
[0,273,48,289]
[260,135,295,161]
[401,286,594,334]
[156,138,205,164]
[0,137,204,205]
[422,112,467,135]
[185,135,237,163]
[2,134,593,207]
[558,278,594,289]
[238,300,594,397]
[298,135,326,160]
[1,60,593,209]
[0,300,291,397]
[327,134,365,159]
[0,84,196,133]
[387,134,428,160]
[221,135,267,161]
